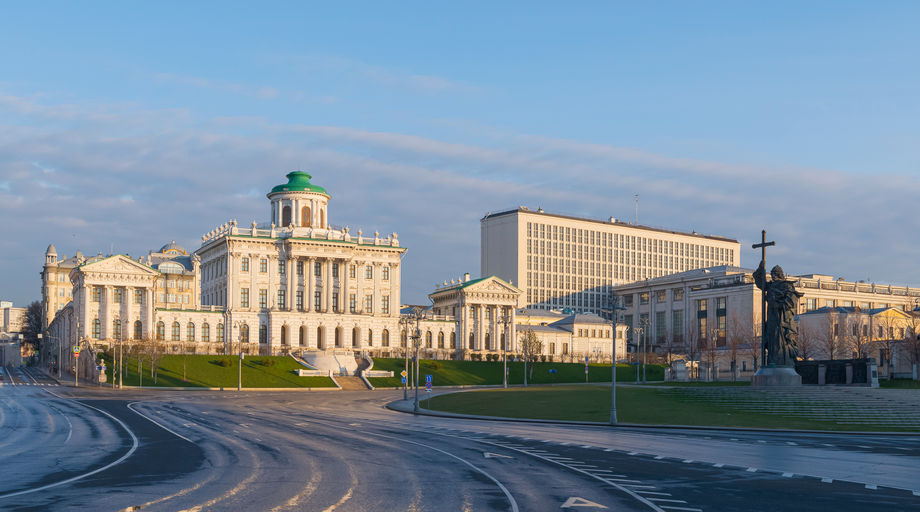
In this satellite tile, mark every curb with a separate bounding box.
[385,390,920,437]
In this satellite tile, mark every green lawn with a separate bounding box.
[368,357,665,388]
[879,379,920,389]
[98,354,336,388]
[424,386,917,432]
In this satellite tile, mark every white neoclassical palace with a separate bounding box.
[47,172,406,359]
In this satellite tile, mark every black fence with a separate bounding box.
[795,358,875,386]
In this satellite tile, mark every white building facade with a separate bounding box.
[481,207,740,317]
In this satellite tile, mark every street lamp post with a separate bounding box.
[633,326,644,384]
[642,318,650,383]
[499,312,512,388]
[411,306,424,413]
[401,315,410,400]
[603,296,627,425]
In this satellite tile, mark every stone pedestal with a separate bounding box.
[751,366,802,387]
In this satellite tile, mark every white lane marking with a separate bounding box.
[648,498,688,504]
[0,390,139,500]
[344,427,519,512]
[582,445,593,449]
[756,440,766,443]
[320,487,354,512]
[659,507,702,512]
[857,445,871,449]
[654,456,665,460]
[746,468,757,473]
[713,463,724,468]
[63,413,73,444]
[484,452,514,459]
[821,443,834,447]
[127,402,194,443]
[604,448,614,452]
[635,491,672,496]
[682,460,693,463]
[628,452,638,455]
[821,478,833,483]
[561,496,607,508]
[865,484,878,490]
[786,442,797,446]
[912,491,920,496]
[782,473,794,478]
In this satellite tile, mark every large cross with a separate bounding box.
[752,229,775,366]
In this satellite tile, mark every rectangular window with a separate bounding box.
[623,295,633,307]
[134,289,144,304]
[260,259,268,273]
[350,294,356,313]
[365,265,373,279]
[314,291,322,310]
[806,298,817,311]
[279,260,286,275]
[114,288,123,304]
[349,265,356,279]
[382,266,390,281]
[241,257,249,272]
[92,287,101,302]
[365,294,373,313]
[297,261,303,276]
[332,263,339,278]
[277,289,286,309]
[332,291,339,312]
[314,262,322,277]
[382,296,390,314]
[656,290,666,303]
[640,292,649,305]
[671,310,683,343]
[259,289,267,309]
[673,288,684,301]
[655,311,666,342]
[296,291,303,310]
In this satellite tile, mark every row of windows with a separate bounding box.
[576,328,611,338]
[239,288,390,314]
[240,258,390,281]
[90,319,224,342]
[525,222,735,261]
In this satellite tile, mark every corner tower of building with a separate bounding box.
[267,171,330,229]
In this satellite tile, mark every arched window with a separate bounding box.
[317,326,324,349]
[450,332,456,349]
[282,205,292,227]
[382,329,390,347]
[334,327,341,347]
[240,323,249,343]
[401,330,407,348]
[425,331,432,348]
[187,322,195,341]
[301,206,311,227]
[113,319,121,340]
[367,329,373,346]
[299,325,306,346]
[281,325,289,345]
[216,322,224,342]
[259,324,267,343]
[352,327,359,347]
[202,323,210,342]
[92,318,101,339]
[438,332,445,349]
[134,320,142,340]
[171,322,180,341]
[156,321,165,340]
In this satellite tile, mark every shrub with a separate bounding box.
[214,359,232,367]
[540,355,547,363]
[256,359,276,367]
[424,361,442,371]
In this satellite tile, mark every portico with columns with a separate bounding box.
[428,275,522,357]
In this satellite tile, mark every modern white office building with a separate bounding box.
[481,207,740,317]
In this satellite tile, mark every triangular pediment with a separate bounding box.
[462,276,522,295]
[78,255,160,276]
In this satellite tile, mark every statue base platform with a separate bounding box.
[751,366,802,387]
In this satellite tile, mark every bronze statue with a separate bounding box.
[753,262,803,366]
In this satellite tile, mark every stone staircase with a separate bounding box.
[662,386,920,428]
[336,376,370,391]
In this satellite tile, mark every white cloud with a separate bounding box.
[0,91,918,306]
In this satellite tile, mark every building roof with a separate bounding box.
[158,240,187,255]
[613,265,753,289]
[797,306,912,317]
[481,207,738,243]
[553,313,611,326]
[46,243,56,255]
[269,171,329,196]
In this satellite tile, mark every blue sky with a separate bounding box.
[1,2,919,306]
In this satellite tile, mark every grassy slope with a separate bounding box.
[425,385,916,432]
[99,354,335,388]
[368,357,664,388]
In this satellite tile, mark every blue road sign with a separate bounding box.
[425,374,432,383]
[400,377,407,384]
[548,368,557,374]
[425,382,432,389]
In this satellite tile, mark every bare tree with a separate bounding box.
[903,314,920,376]
[875,314,900,380]
[818,311,841,360]
[519,328,542,386]
[796,320,816,361]
[685,325,701,380]
[727,317,747,381]
[846,313,870,359]
[704,328,720,381]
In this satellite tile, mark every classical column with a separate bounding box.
[342,258,350,314]
[124,286,132,339]
[476,305,484,351]
[145,288,154,338]
[490,305,497,351]
[306,257,314,312]
[287,253,295,311]
[226,253,235,311]
[324,258,332,313]
[267,254,275,309]
[103,286,113,340]
[509,307,517,354]
[389,263,400,313]
[373,261,381,316]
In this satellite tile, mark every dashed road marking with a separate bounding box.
[866,484,878,490]
[782,473,794,478]
[746,468,757,473]
[821,478,833,483]
[681,459,693,463]
[712,463,724,468]
[654,456,665,460]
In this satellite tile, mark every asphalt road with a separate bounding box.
[0,373,918,511]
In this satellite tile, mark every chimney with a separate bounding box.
[464,272,471,282]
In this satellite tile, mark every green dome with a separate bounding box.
[269,171,328,195]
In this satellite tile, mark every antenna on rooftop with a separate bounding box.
[634,194,639,225]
